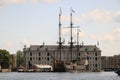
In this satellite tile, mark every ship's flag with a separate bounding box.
[82,53,89,65]
[97,41,99,46]
[84,52,89,56]
[77,29,81,35]
[84,52,89,60]
[71,8,75,13]
[63,38,65,43]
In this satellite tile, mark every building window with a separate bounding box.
[47,52,49,56]
[47,57,49,61]
[30,57,32,61]
[95,52,97,56]
[87,57,89,60]
[95,64,97,67]
[37,48,39,51]
[95,57,97,61]
[39,52,41,56]
[94,48,96,51]
[30,52,32,56]
[79,52,81,56]
[39,57,41,61]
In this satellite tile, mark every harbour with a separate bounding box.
[0,0,120,80]
[0,72,119,80]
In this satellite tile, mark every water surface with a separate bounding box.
[0,72,119,80]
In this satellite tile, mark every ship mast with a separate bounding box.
[57,8,64,61]
[68,8,75,61]
[77,26,80,60]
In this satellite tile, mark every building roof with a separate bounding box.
[24,44,101,52]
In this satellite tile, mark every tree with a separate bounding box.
[16,50,24,67]
[0,49,12,68]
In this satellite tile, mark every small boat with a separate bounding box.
[115,69,120,76]
[69,70,78,73]
[17,68,24,72]
[17,65,25,72]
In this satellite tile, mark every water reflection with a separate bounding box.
[0,72,119,80]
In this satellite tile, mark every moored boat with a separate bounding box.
[115,69,120,76]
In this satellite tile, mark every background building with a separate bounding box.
[101,54,120,71]
[101,56,110,71]
[109,55,120,71]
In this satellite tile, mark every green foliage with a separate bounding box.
[0,49,11,68]
[16,50,24,67]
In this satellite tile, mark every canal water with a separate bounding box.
[0,72,119,80]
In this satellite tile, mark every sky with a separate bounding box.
[0,0,120,56]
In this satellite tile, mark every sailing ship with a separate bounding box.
[51,8,87,72]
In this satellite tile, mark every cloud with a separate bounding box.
[114,11,120,22]
[87,27,120,42]
[21,38,31,46]
[0,0,58,7]
[86,9,112,23]
[21,38,44,47]
[43,0,58,3]
[4,42,15,49]
[61,9,120,23]
[113,27,120,33]
[80,9,120,23]
[1,42,18,54]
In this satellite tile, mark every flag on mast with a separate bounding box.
[77,29,81,35]
[97,41,99,46]
[71,8,75,13]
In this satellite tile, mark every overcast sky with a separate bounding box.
[0,0,120,56]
